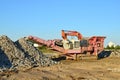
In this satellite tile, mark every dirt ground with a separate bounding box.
[0,55,120,80]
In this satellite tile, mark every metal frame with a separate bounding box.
[28,30,106,60]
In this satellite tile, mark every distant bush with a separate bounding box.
[105,45,114,49]
[105,45,120,50]
[115,45,120,49]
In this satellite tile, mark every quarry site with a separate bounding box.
[0,31,120,80]
[1,0,120,79]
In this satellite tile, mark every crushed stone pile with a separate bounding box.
[110,50,120,57]
[0,35,27,70]
[0,35,57,72]
[15,38,57,67]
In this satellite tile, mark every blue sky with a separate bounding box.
[0,0,120,46]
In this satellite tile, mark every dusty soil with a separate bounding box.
[0,56,120,80]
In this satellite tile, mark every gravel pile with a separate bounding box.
[0,35,57,72]
[15,38,57,67]
[110,50,120,57]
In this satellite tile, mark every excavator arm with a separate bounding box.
[61,30,83,40]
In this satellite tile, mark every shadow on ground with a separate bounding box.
[52,50,113,61]
[52,56,66,61]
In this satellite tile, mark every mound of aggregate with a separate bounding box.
[110,50,120,57]
[0,35,57,72]
[15,38,57,67]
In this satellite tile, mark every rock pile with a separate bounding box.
[15,38,57,67]
[110,50,120,57]
[0,35,57,72]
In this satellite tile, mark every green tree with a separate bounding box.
[110,45,115,49]
[106,45,110,49]
[115,45,120,49]
[105,45,115,49]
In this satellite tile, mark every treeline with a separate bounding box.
[105,45,120,49]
